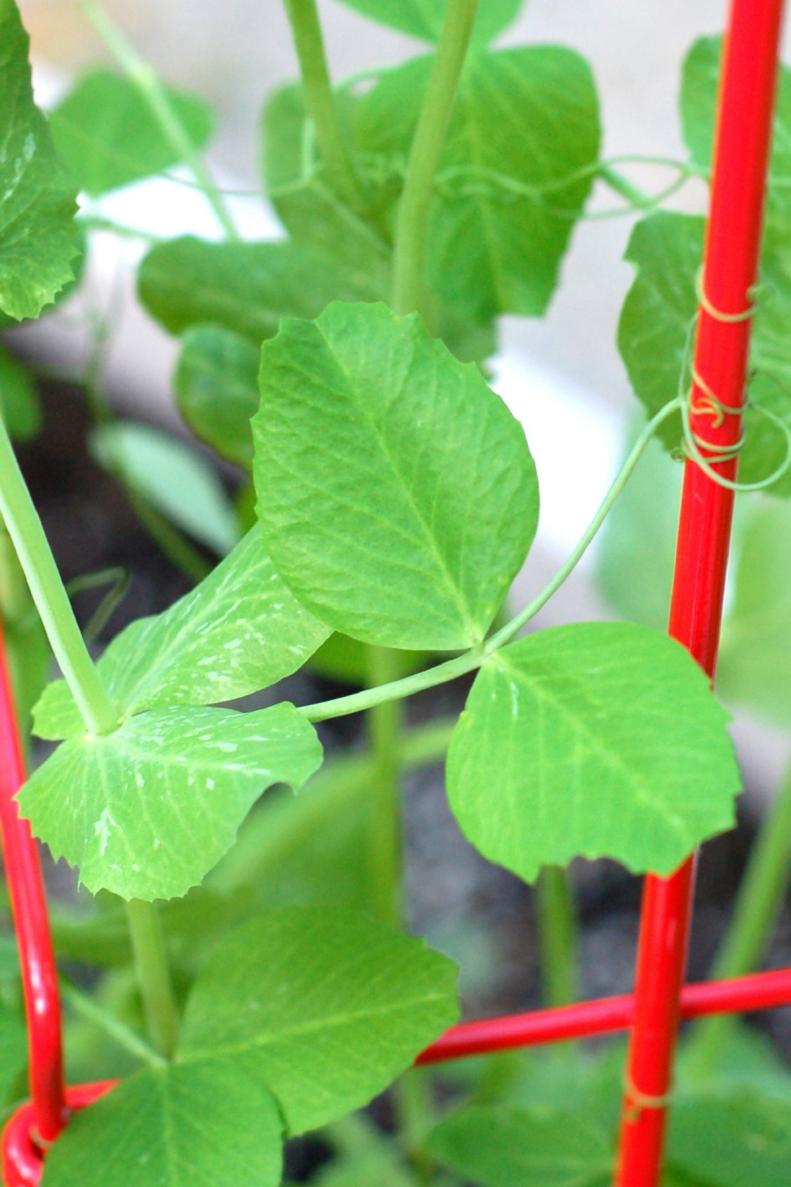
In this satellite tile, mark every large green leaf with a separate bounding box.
[48,69,214,197]
[717,500,791,725]
[33,528,330,741]
[618,211,791,496]
[19,703,322,899]
[253,302,538,650]
[138,236,374,343]
[333,0,524,44]
[180,909,458,1134]
[0,345,41,439]
[0,0,80,320]
[174,325,260,467]
[668,1095,791,1187]
[41,1062,282,1187]
[429,1106,612,1187]
[90,421,240,555]
[356,46,600,323]
[681,37,791,235]
[447,622,740,881]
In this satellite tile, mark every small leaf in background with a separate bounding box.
[429,1105,612,1187]
[717,500,791,726]
[174,325,260,467]
[356,46,600,323]
[180,909,458,1134]
[0,1001,26,1103]
[307,633,426,685]
[0,0,80,320]
[19,703,323,900]
[48,69,214,197]
[668,1095,791,1187]
[138,236,376,344]
[33,528,330,740]
[254,302,538,650]
[0,345,41,439]
[41,1063,282,1187]
[617,211,791,496]
[333,0,524,46]
[447,622,740,881]
[90,421,240,555]
[595,428,682,631]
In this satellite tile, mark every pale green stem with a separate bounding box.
[125,900,179,1060]
[0,416,117,735]
[81,1,239,240]
[300,398,682,725]
[391,0,480,315]
[61,978,165,1068]
[366,646,404,924]
[536,865,579,1008]
[685,758,791,1080]
[598,164,654,210]
[283,0,366,209]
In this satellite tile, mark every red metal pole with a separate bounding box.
[418,967,791,1064]
[0,621,66,1143]
[615,2,786,1184]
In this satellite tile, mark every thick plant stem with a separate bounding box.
[685,760,791,1079]
[366,646,403,925]
[0,417,117,736]
[283,0,366,210]
[391,0,480,315]
[82,1,239,240]
[125,900,179,1060]
[536,866,580,1009]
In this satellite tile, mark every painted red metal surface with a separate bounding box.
[0,622,66,1145]
[615,1,787,1184]
[2,1083,114,1187]
[418,968,791,1064]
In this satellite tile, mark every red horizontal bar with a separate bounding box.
[417,967,791,1064]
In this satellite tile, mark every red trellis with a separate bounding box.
[0,0,787,1182]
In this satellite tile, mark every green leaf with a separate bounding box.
[90,421,240,555]
[618,212,791,496]
[429,1106,612,1187]
[333,0,524,44]
[668,1095,791,1187]
[0,0,80,320]
[48,69,214,197]
[19,702,323,899]
[174,325,260,467]
[41,1062,282,1187]
[138,236,374,344]
[254,302,538,650]
[717,501,791,725]
[33,528,330,741]
[356,46,600,323]
[0,345,41,439]
[180,909,459,1134]
[595,427,682,630]
[0,1001,26,1103]
[447,622,740,881]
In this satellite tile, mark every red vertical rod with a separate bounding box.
[615,2,786,1184]
[0,621,66,1143]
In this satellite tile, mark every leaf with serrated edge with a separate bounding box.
[254,301,538,650]
[447,623,740,881]
[138,236,376,343]
[334,0,524,45]
[33,529,330,741]
[0,0,80,320]
[49,69,214,197]
[618,211,791,497]
[429,1106,612,1187]
[180,909,458,1134]
[41,1062,282,1187]
[174,325,260,466]
[356,47,600,323]
[19,703,323,900]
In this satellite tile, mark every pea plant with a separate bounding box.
[2,0,791,1183]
